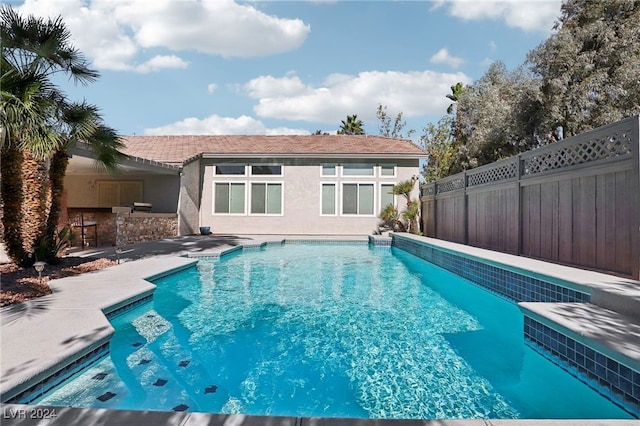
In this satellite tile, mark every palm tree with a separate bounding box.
[337,114,365,135]
[1,61,58,264]
[446,82,466,143]
[446,82,465,114]
[42,102,125,263]
[1,5,99,266]
[392,177,420,234]
[378,203,407,233]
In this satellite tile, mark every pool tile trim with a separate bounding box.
[391,233,640,419]
[524,317,640,417]
[7,344,110,405]
[392,234,590,303]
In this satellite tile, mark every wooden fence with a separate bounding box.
[421,115,640,279]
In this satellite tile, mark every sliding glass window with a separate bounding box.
[251,183,282,214]
[214,183,245,214]
[321,183,337,215]
[380,184,395,211]
[342,183,374,215]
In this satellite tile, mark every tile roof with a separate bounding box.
[120,135,425,165]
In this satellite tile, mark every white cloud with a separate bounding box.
[430,48,465,69]
[207,83,218,94]
[249,70,473,125]
[119,0,310,58]
[434,0,562,33]
[132,55,189,74]
[143,114,310,135]
[244,75,311,98]
[16,0,310,71]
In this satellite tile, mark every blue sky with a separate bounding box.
[10,0,563,141]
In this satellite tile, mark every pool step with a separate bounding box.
[519,302,640,416]
[590,284,640,322]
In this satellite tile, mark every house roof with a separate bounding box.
[120,134,425,166]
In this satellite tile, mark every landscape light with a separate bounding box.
[34,261,46,284]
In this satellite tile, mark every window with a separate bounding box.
[321,164,336,176]
[342,183,374,215]
[380,164,396,177]
[215,164,245,175]
[251,183,282,214]
[214,183,245,214]
[321,183,336,215]
[380,184,395,211]
[342,164,374,176]
[251,165,282,176]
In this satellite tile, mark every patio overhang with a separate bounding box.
[67,144,181,176]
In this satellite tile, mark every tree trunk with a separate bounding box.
[20,149,49,263]
[0,145,29,265]
[408,200,420,235]
[44,149,69,262]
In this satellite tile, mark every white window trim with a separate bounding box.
[340,164,376,178]
[212,181,247,215]
[249,164,283,177]
[320,164,337,177]
[320,182,338,216]
[378,164,397,178]
[340,181,376,217]
[249,181,284,216]
[214,163,247,176]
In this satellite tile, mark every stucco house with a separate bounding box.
[64,134,425,242]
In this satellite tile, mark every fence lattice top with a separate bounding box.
[523,127,633,176]
[437,177,465,194]
[467,161,518,187]
[422,117,637,196]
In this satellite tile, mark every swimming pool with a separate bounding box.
[35,242,632,419]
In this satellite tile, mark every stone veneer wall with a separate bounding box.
[68,211,116,248]
[115,212,178,246]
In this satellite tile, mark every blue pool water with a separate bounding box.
[36,243,632,419]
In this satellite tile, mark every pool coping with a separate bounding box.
[1,404,639,426]
[0,256,199,403]
[1,233,639,422]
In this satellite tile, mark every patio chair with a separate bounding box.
[70,213,98,249]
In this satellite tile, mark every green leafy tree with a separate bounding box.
[420,115,461,181]
[526,0,640,137]
[337,114,365,135]
[456,61,541,168]
[376,104,414,139]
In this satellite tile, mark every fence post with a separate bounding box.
[516,154,523,256]
[463,171,469,245]
[632,115,640,280]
